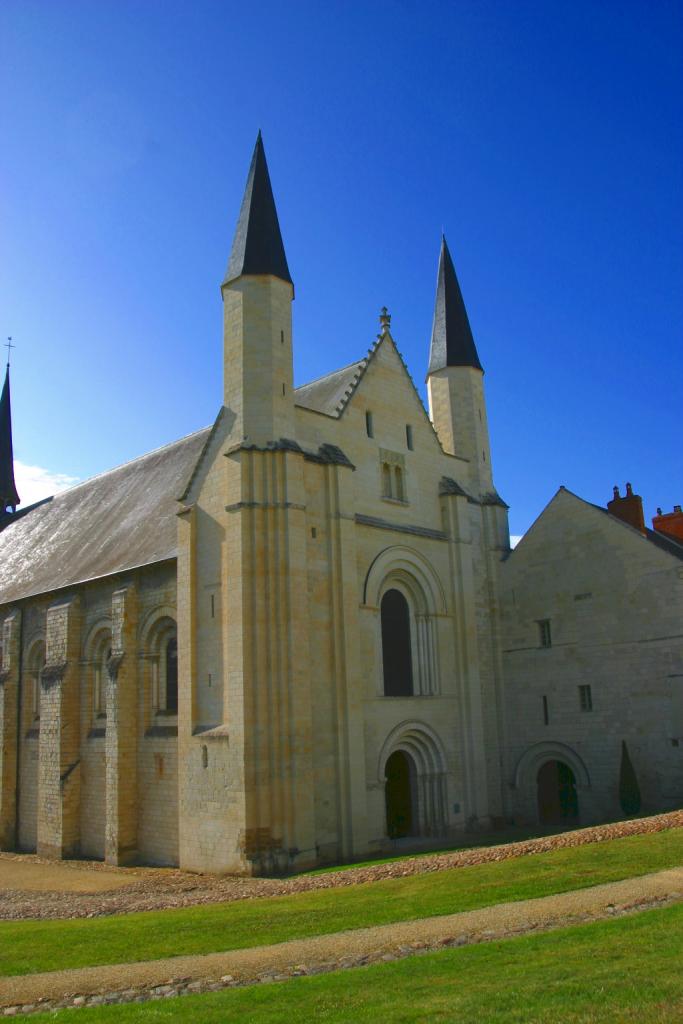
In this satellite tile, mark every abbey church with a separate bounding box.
[0,136,681,874]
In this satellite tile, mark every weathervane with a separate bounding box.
[5,337,14,368]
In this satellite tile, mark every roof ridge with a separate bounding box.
[51,425,212,499]
[294,357,367,391]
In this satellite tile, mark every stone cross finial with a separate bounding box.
[379,307,391,334]
[5,337,14,368]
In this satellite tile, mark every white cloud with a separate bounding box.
[14,461,80,508]
[510,535,523,548]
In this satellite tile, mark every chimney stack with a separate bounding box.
[652,505,683,543]
[606,483,646,535]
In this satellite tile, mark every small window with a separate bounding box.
[579,684,593,712]
[280,330,284,344]
[542,695,549,725]
[382,463,392,498]
[210,594,215,618]
[366,411,374,438]
[538,619,552,648]
[165,637,178,713]
[406,424,414,450]
[394,466,404,502]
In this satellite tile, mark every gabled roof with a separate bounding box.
[222,132,293,290]
[0,427,211,606]
[294,354,373,417]
[511,486,683,564]
[428,236,483,374]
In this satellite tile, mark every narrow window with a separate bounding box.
[280,329,284,344]
[394,465,404,501]
[366,410,374,438]
[210,594,215,618]
[282,382,286,396]
[311,526,317,539]
[202,745,209,769]
[381,589,414,696]
[406,424,414,450]
[542,695,549,725]
[579,684,593,712]
[382,463,392,498]
[165,637,178,713]
[538,619,552,648]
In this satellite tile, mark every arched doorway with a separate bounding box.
[537,760,579,825]
[385,750,417,838]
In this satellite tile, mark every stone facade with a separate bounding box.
[501,488,683,827]
[0,138,680,874]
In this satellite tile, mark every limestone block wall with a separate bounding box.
[293,335,509,853]
[0,561,180,866]
[502,489,683,825]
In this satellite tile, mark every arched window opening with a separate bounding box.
[93,645,111,718]
[381,589,413,696]
[385,750,417,838]
[537,760,578,825]
[26,641,45,723]
[165,637,178,713]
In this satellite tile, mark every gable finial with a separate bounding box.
[379,307,391,335]
[5,337,14,369]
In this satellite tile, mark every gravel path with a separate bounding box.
[1,866,682,1016]
[2,810,682,921]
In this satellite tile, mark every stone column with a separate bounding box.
[0,611,22,849]
[440,491,491,827]
[105,587,138,865]
[37,597,82,859]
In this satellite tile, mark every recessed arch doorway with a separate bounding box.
[385,749,417,838]
[537,760,579,825]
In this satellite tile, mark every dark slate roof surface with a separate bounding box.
[294,358,369,417]
[0,367,20,512]
[223,132,293,289]
[0,427,211,605]
[428,236,483,374]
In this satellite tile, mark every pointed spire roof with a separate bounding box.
[0,365,20,513]
[428,235,482,374]
[223,132,293,290]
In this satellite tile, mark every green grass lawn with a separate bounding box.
[31,902,683,1023]
[1,827,681,979]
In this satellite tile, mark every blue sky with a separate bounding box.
[1,0,681,536]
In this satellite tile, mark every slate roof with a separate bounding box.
[0,366,20,513]
[294,357,370,417]
[223,132,293,289]
[0,427,211,606]
[428,235,483,374]
[589,496,683,563]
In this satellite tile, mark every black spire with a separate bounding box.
[223,132,293,290]
[0,364,20,513]
[428,235,482,374]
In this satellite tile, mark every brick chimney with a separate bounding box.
[652,505,683,543]
[607,483,646,535]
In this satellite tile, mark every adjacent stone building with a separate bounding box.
[501,485,683,827]
[0,135,680,873]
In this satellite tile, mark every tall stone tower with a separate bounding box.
[221,131,295,445]
[426,236,509,821]
[427,236,493,496]
[177,134,316,875]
